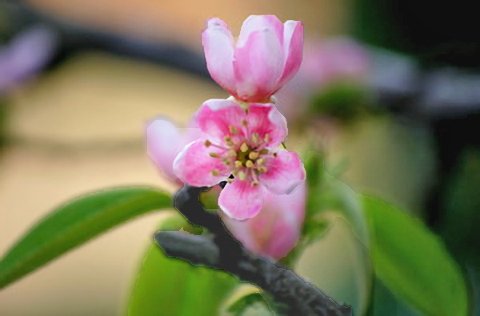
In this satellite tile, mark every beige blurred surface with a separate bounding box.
[0,53,221,315]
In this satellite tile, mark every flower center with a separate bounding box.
[205,124,272,185]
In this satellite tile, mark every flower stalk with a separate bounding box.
[155,184,352,315]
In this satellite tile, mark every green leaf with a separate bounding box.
[126,213,238,316]
[226,292,271,316]
[307,173,369,245]
[362,195,469,316]
[0,186,171,289]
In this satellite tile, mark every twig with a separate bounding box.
[154,184,352,316]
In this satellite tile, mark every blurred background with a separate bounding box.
[0,0,479,315]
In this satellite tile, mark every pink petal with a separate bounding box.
[237,15,284,47]
[146,119,189,183]
[202,18,236,95]
[219,180,263,220]
[247,103,287,147]
[173,139,229,187]
[261,183,306,258]
[195,99,246,143]
[221,212,260,253]
[233,28,284,102]
[223,182,306,259]
[259,151,306,194]
[277,20,304,88]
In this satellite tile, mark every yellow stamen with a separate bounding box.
[209,152,219,158]
[240,142,249,153]
[227,150,237,157]
[224,136,234,146]
[251,133,260,144]
[229,126,238,134]
[234,160,243,168]
[211,169,220,176]
[237,171,247,180]
[256,158,265,166]
[245,160,254,168]
[258,166,267,173]
[248,151,259,160]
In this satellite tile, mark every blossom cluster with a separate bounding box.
[147,15,306,259]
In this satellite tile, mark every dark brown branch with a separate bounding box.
[154,184,352,316]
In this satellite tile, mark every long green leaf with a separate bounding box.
[362,195,469,316]
[0,186,171,289]
[126,213,237,316]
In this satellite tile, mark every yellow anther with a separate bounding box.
[237,171,247,180]
[234,160,243,168]
[259,149,269,155]
[229,126,239,134]
[248,151,259,160]
[251,133,260,144]
[209,152,219,158]
[256,158,265,166]
[258,166,267,173]
[227,149,237,157]
[240,142,249,153]
[224,136,234,146]
[204,140,212,147]
[211,169,220,176]
[223,159,231,165]
[245,160,254,168]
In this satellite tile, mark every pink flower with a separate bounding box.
[173,99,305,220]
[202,15,303,103]
[222,182,306,259]
[301,38,370,86]
[146,118,200,184]
[276,38,370,120]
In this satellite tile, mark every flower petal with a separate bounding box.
[202,18,236,94]
[259,151,306,194]
[219,180,263,220]
[237,15,283,47]
[277,20,304,88]
[223,182,306,259]
[195,99,246,143]
[173,139,229,187]
[146,119,188,183]
[247,103,287,147]
[233,28,284,102]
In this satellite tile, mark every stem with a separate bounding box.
[154,184,352,316]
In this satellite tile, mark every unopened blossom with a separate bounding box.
[202,15,303,103]
[146,119,200,184]
[223,182,306,259]
[173,99,305,220]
